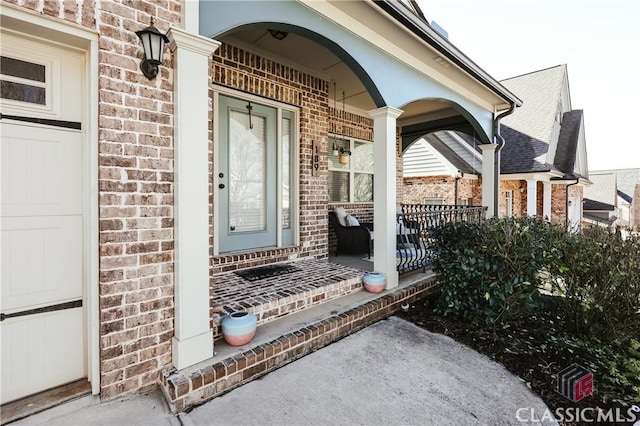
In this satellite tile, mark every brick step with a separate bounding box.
[161,273,437,412]
[210,259,366,341]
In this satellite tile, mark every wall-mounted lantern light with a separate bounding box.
[135,18,169,80]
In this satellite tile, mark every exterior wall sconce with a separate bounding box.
[135,18,169,80]
[519,184,525,193]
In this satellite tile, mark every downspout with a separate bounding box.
[493,102,517,217]
[454,170,461,206]
[565,178,579,228]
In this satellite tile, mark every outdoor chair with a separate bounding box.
[328,210,373,258]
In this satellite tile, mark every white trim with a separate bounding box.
[0,5,100,396]
[500,172,562,181]
[276,108,283,247]
[86,37,100,396]
[300,0,505,111]
[448,131,482,161]
[212,91,221,255]
[182,0,200,33]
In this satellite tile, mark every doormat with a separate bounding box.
[234,264,301,282]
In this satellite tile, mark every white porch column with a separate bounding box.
[479,144,498,218]
[368,106,403,290]
[168,28,221,370]
[181,0,199,33]
[526,179,537,217]
[542,181,552,220]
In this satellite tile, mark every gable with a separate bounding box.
[402,131,481,177]
[500,65,567,147]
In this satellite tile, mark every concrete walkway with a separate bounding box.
[12,317,556,426]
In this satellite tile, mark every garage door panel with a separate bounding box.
[0,122,82,217]
[1,308,84,403]
[1,30,86,405]
[1,215,83,312]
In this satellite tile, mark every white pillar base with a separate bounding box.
[172,331,214,370]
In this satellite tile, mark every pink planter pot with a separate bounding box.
[220,311,257,346]
[362,272,386,293]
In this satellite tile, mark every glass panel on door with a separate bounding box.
[229,110,267,233]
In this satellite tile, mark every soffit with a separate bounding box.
[319,0,512,110]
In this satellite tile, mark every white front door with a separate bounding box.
[568,196,581,232]
[1,32,86,403]
[218,95,278,252]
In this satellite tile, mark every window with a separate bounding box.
[0,56,47,105]
[424,198,445,205]
[505,190,513,218]
[456,198,469,206]
[328,135,374,203]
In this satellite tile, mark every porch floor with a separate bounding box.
[162,259,437,412]
[210,258,370,340]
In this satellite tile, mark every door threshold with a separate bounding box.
[1,379,91,425]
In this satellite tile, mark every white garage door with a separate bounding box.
[1,32,86,404]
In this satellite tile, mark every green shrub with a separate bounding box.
[548,226,640,343]
[429,217,563,328]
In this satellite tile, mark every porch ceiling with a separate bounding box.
[222,28,459,122]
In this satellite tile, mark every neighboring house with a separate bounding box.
[0,0,520,408]
[403,64,591,229]
[584,168,640,229]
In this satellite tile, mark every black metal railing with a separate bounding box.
[396,204,487,274]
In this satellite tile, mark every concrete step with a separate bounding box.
[161,271,437,412]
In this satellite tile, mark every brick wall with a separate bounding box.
[551,183,583,226]
[402,176,481,205]
[6,0,181,400]
[499,180,524,217]
[96,2,179,400]
[550,184,567,225]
